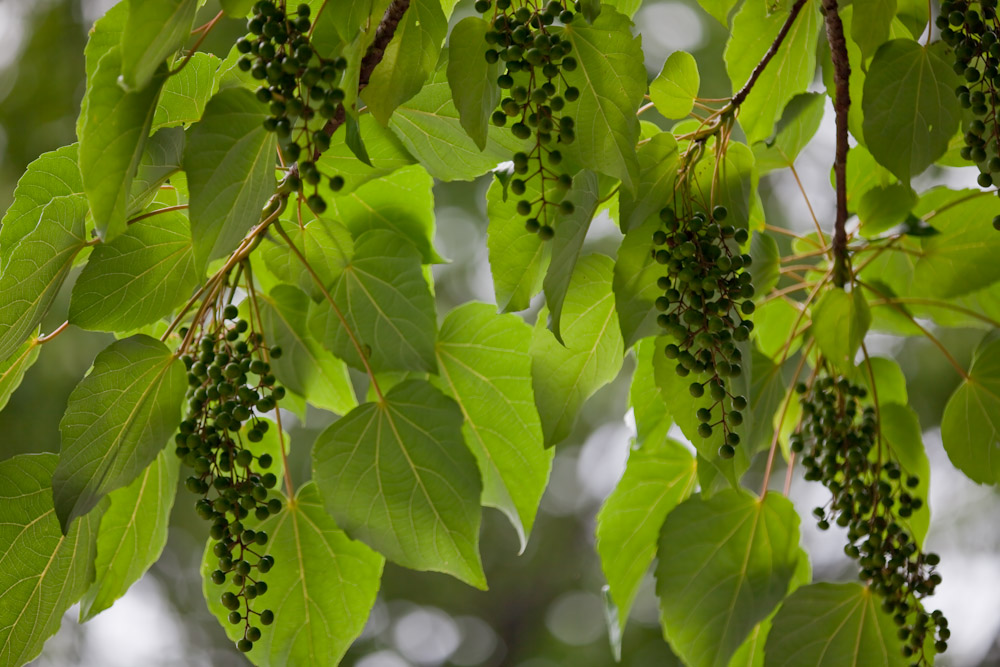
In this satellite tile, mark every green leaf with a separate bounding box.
[765,582,907,666]
[858,183,917,235]
[0,144,83,272]
[317,115,416,196]
[53,335,187,533]
[120,0,198,90]
[697,0,740,26]
[531,254,625,445]
[435,303,552,552]
[619,132,679,232]
[597,437,697,635]
[749,231,781,296]
[326,165,442,263]
[128,126,185,215]
[448,17,501,150]
[747,349,788,455]
[560,7,645,191]
[811,288,871,372]
[844,144,894,209]
[388,60,524,181]
[220,0,255,17]
[649,51,700,120]
[258,285,357,415]
[151,52,221,130]
[655,490,803,667]
[364,0,447,124]
[0,333,41,412]
[70,211,199,332]
[752,298,803,360]
[629,338,672,444]
[941,337,1000,485]
[184,87,277,271]
[753,93,826,173]
[855,356,908,405]
[316,0,392,43]
[79,3,129,137]
[261,219,354,300]
[79,47,167,242]
[345,114,371,164]
[486,174,552,312]
[690,141,757,231]
[725,0,820,144]
[0,195,88,362]
[312,380,487,587]
[862,40,961,183]
[613,215,665,348]
[851,0,897,60]
[879,403,931,546]
[78,449,179,620]
[0,454,104,667]
[309,230,437,373]
[543,170,602,340]
[202,482,385,665]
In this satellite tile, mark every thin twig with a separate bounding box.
[127,204,189,226]
[37,321,70,343]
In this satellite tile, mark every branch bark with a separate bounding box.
[731,0,810,108]
[822,0,851,287]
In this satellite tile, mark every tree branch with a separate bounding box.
[731,0,810,108]
[823,0,851,287]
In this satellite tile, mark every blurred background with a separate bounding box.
[2,0,999,665]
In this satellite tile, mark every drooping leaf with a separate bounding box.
[0,454,104,666]
[531,254,625,445]
[120,0,198,90]
[447,17,502,150]
[70,211,199,332]
[309,230,437,373]
[53,335,187,533]
[629,337,672,444]
[862,40,961,183]
[811,288,871,372]
[618,132,679,232]
[128,126,186,214]
[184,87,277,270]
[941,337,1000,485]
[649,51,700,120]
[597,437,697,635]
[257,285,357,415]
[725,0,821,144]
[613,215,664,348]
[202,483,385,666]
[655,490,803,667]
[753,93,826,173]
[765,583,907,666]
[78,449,179,620]
[78,3,128,139]
[312,380,487,587]
[151,52,221,130]
[0,195,88,362]
[435,302,552,552]
[486,174,552,313]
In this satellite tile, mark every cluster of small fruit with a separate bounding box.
[175,304,286,653]
[236,1,347,214]
[792,376,948,664]
[653,203,754,459]
[478,0,581,239]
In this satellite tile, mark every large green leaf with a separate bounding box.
[597,437,697,635]
[78,2,128,140]
[327,164,442,263]
[765,583,907,666]
[78,449,179,620]
[725,0,820,144]
[435,302,551,552]
[70,211,199,332]
[317,115,415,196]
[184,87,277,270]
[655,490,803,667]
[753,93,826,174]
[0,454,104,666]
[531,254,625,445]
[941,337,1000,485]
[258,285,357,415]
[388,59,524,181]
[364,0,447,124]
[202,482,385,666]
[649,51,700,120]
[619,132,679,232]
[0,195,88,362]
[79,46,167,242]
[447,17,501,150]
[0,144,82,271]
[486,175,551,313]
[260,219,353,300]
[613,215,664,348]
[53,335,187,532]
[811,288,871,372]
[0,332,41,412]
[128,127,186,215]
[560,6,645,191]
[151,52,221,130]
[312,380,487,587]
[120,0,198,90]
[309,230,437,373]
[857,183,916,236]
[862,40,961,182]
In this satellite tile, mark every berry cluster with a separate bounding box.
[654,203,754,458]
[236,1,347,214]
[479,0,580,239]
[792,376,948,664]
[175,304,286,653]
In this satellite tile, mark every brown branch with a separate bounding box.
[823,0,851,287]
[731,0,810,108]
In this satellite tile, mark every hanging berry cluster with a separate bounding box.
[654,200,754,459]
[478,0,581,240]
[791,376,948,664]
[236,1,347,214]
[175,303,286,654]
